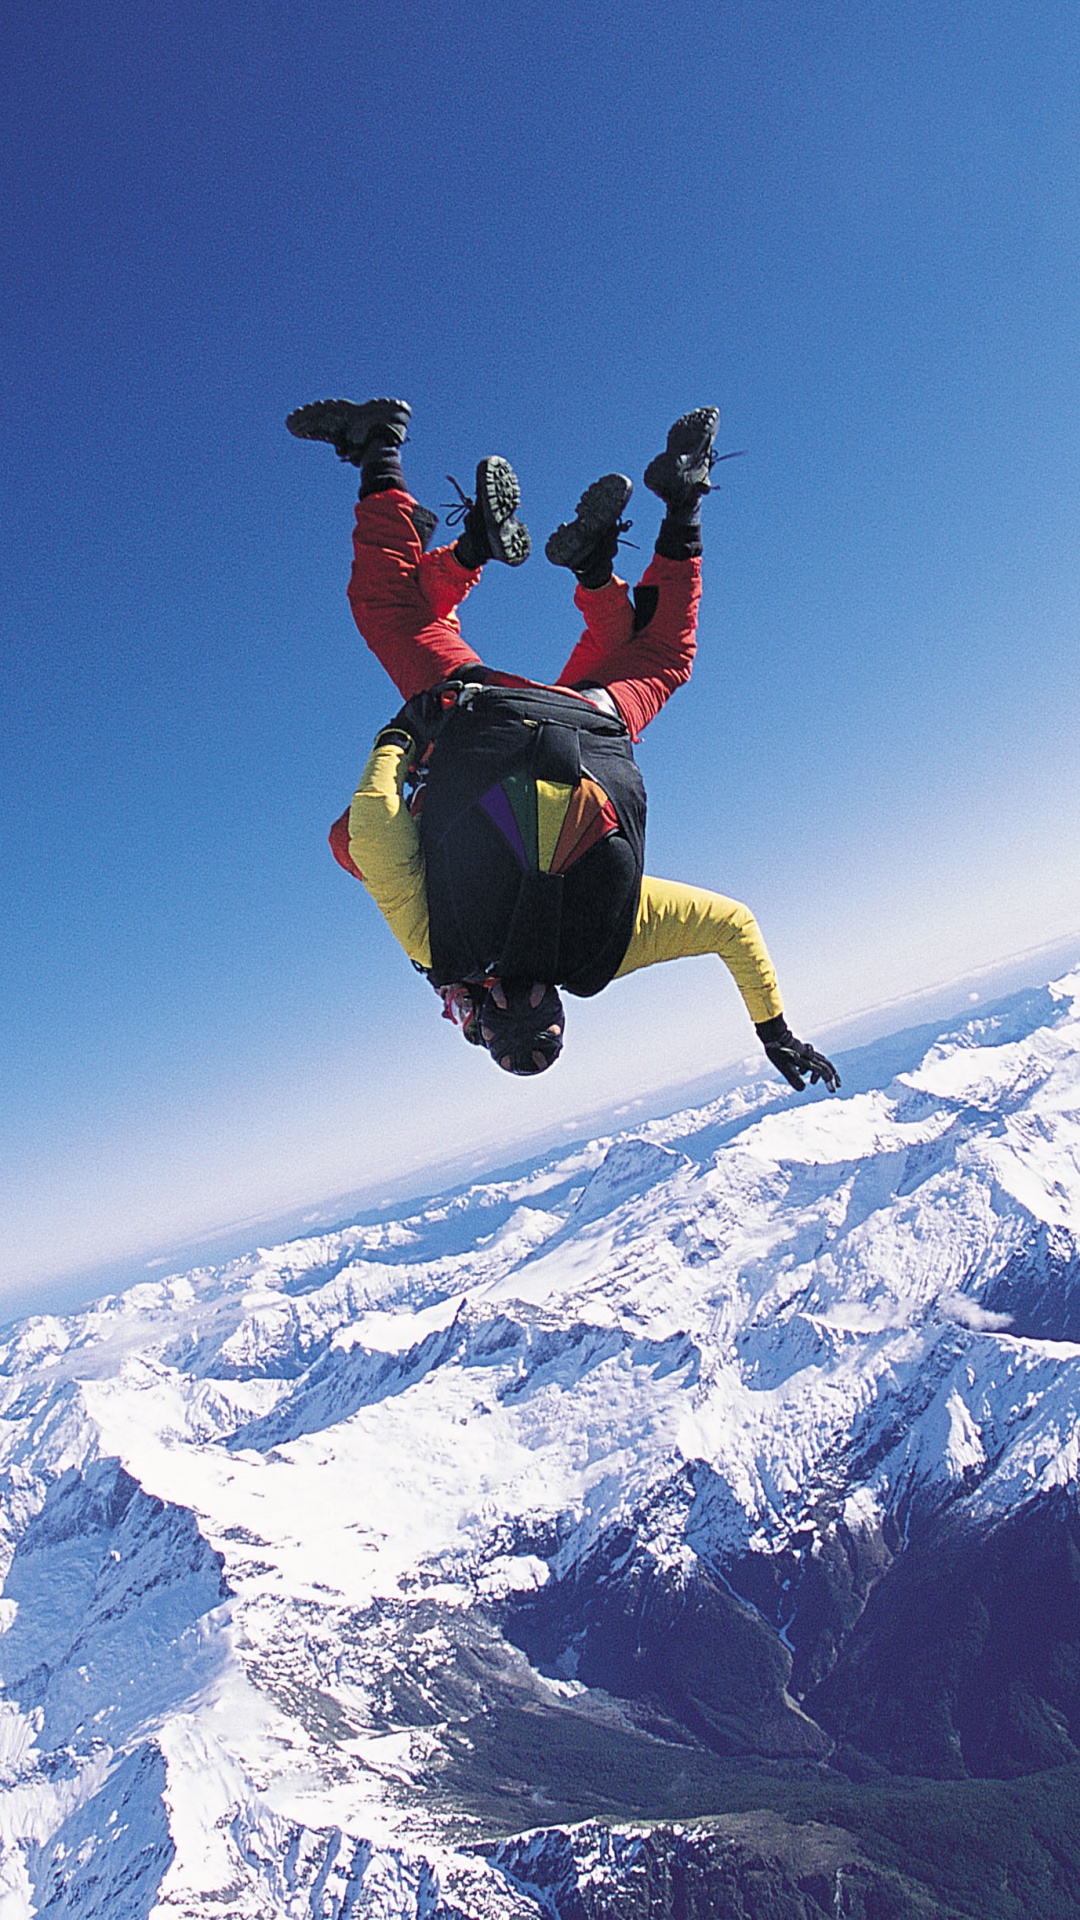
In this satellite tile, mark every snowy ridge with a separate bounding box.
[1,974,1080,1914]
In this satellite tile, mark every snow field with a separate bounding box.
[0,975,1079,1911]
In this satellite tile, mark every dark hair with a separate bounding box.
[480,981,565,1075]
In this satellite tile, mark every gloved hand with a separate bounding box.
[372,722,420,758]
[755,1015,841,1093]
[437,983,485,1045]
[374,687,451,760]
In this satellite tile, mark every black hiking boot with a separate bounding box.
[545,474,634,586]
[445,458,530,567]
[644,407,721,507]
[286,396,411,467]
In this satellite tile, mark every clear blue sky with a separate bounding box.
[3,0,1079,1301]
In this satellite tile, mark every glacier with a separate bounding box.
[2,973,1080,1915]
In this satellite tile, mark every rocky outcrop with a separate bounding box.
[491,1815,961,1919]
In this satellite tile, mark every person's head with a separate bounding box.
[478,979,565,1075]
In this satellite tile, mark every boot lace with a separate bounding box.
[442,475,474,527]
[708,448,747,472]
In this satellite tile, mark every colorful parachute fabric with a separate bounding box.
[479,772,619,875]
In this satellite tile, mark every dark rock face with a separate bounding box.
[29,1743,174,1920]
[808,1493,1080,1778]
[982,1223,1080,1340]
[724,1513,897,1698]
[0,1459,229,1750]
[491,1816,957,1919]
[506,1532,828,1762]
[506,1486,1080,1790]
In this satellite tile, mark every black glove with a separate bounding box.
[373,723,420,758]
[374,686,458,761]
[755,1015,841,1094]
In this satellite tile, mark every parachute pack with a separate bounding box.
[418,683,647,996]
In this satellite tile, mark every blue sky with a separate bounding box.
[3,0,1079,1302]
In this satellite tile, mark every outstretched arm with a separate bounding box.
[615,876,840,1090]
[346,739,432,968]
[615,876,783,1023]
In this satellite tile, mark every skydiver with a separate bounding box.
[287,396,839,1094]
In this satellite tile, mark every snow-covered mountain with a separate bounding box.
[3,973,1080,1917]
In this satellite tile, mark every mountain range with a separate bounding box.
[3,972,1080,1917]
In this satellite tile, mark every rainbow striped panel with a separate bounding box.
[479,774,619,875]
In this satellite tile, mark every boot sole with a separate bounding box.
[286,396,411,459]
[644,407,719,500]
[478,457,530,566]
[666,406,720,455]
[545,473,633,568]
